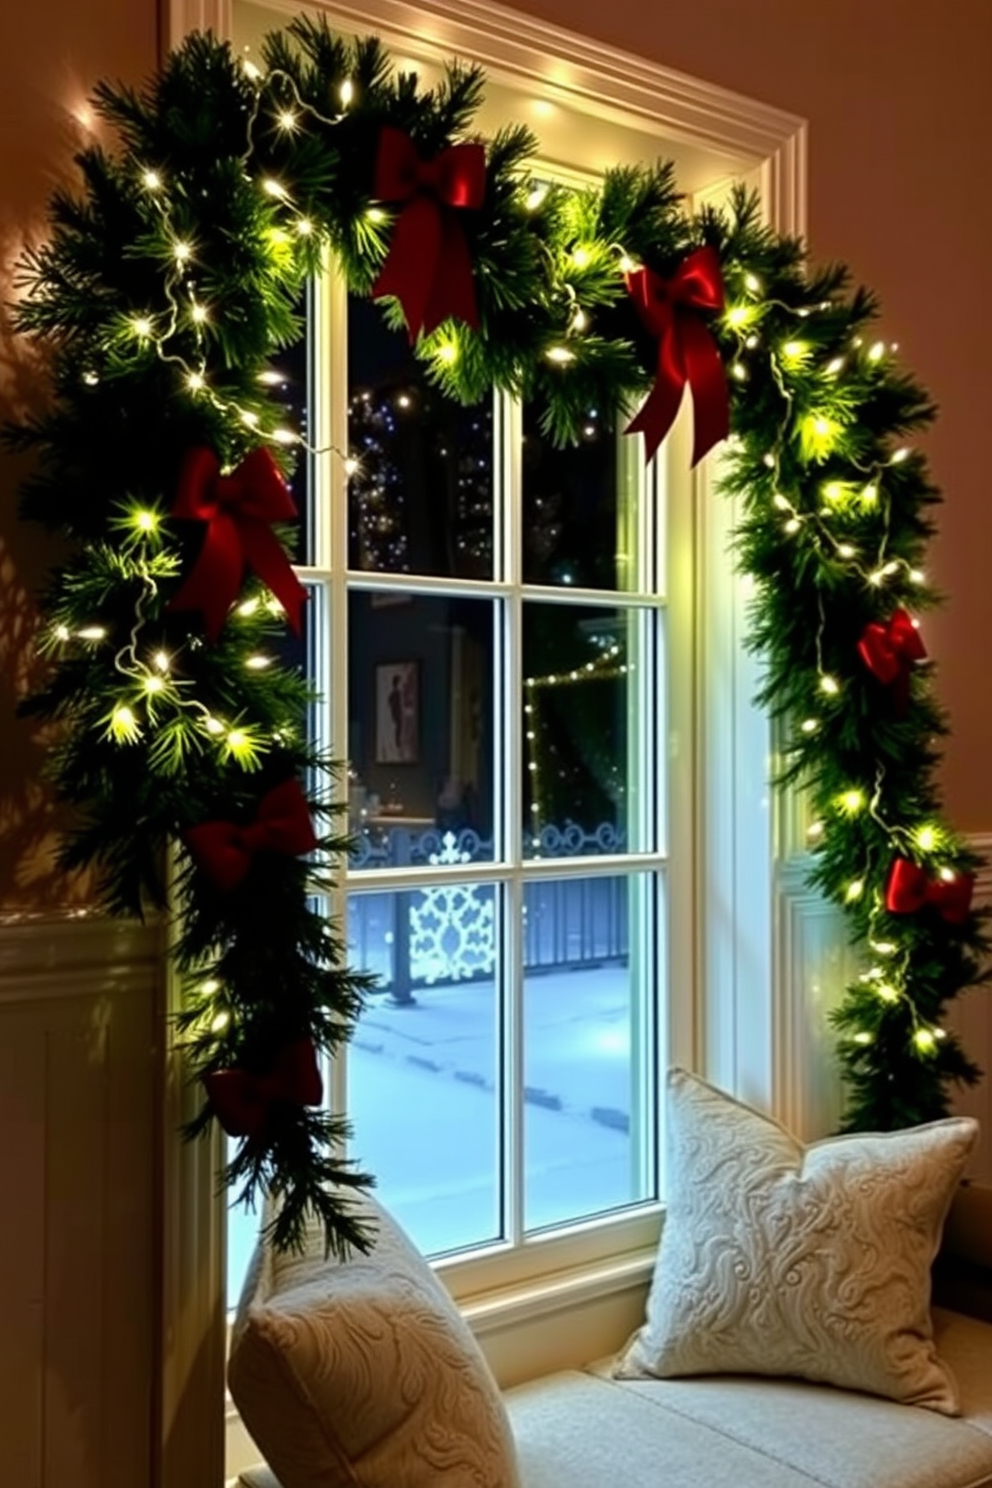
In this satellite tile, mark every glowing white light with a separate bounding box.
[868,340,885,361]
[173,241,192,264]
[340,79,354,107]
[344,457,360,476]
[186,372,205,392]
[246,655,272,670]
[77,625,107,641]
[271,427,296,445]
[546,346,574,364]
[262,178,288,199]
[296,218,313,236]
[820,675,840,695]
[277,110,298,131]
[191,303,209,323]
[525,185,548,211]
[142,169,162,190]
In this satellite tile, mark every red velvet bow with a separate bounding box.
[204,1037,323,1138]
[857,608,926,714]
[184,779,319,892]
[885,857,975,924]
[625,247,730,466]
[169,446,306,642]
[371,126,486,342]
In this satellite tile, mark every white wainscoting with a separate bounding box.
[0,912,163,1488]
[947,834,992,1185]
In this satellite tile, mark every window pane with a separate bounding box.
[347,297,494,579]
[226,1179,259,1309]
[522,602,639,857]
[521,402,638,590]
[523,872,656,1231]
[347,592,495,865]
[347,886,501,1254]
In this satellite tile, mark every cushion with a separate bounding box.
[616,1067,977,1414]
[228,1191,521,1488]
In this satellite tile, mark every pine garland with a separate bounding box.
[9,21,987,1254]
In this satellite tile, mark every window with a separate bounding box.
[221,0,794,1326]
[227,264,675,1306]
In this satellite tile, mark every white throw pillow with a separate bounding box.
[616,1068,977,1414]
[228,1191,521,1488]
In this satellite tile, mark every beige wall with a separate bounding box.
[1,0,989,913]
[0,0,160,908]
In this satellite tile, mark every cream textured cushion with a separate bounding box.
[616,1068,977,1414]
[228,1192,521,1488]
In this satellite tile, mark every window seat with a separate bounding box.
[234,1186,992,1488]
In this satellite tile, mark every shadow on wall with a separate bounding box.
[0,265,94,912]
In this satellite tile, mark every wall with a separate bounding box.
[0,0,159,909]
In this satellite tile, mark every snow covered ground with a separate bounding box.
[227,962,654,1306]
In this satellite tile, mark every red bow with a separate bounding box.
[857,609,926,714]
[624,247,729,466]
[204,1037,323,1138]
[169,446,306,642]
[184,779,318,892]
[885,857,974,924]
[371,126,486,342]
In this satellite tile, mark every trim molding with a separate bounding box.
[0,909,162,998]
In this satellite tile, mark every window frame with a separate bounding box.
[159,2,808,1481]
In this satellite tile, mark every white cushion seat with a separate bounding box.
[242,1307,992,1488]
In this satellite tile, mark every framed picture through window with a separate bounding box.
[375,661,419,763]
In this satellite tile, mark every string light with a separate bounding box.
[276,109,298,131]
[131,316,153,339]
[839,789,865,814]
[525,185,548,211]
[78,625,107,641]
[245,655,272,670]
[868,340,886,361]
[340,79,354,107]
[546,346,574,364]
[142,169,162,190]
[108,705,141,744]
[191,303,209,324]
[153,651,170,672]
[846,879,864,901]
[262,178,288,199]
[173,241,192,264]
[914,1028,936,1051]
[820,675,840,695]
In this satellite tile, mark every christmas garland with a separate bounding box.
[10,19,987,1255]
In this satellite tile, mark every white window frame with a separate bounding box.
[160,2,808,1482]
